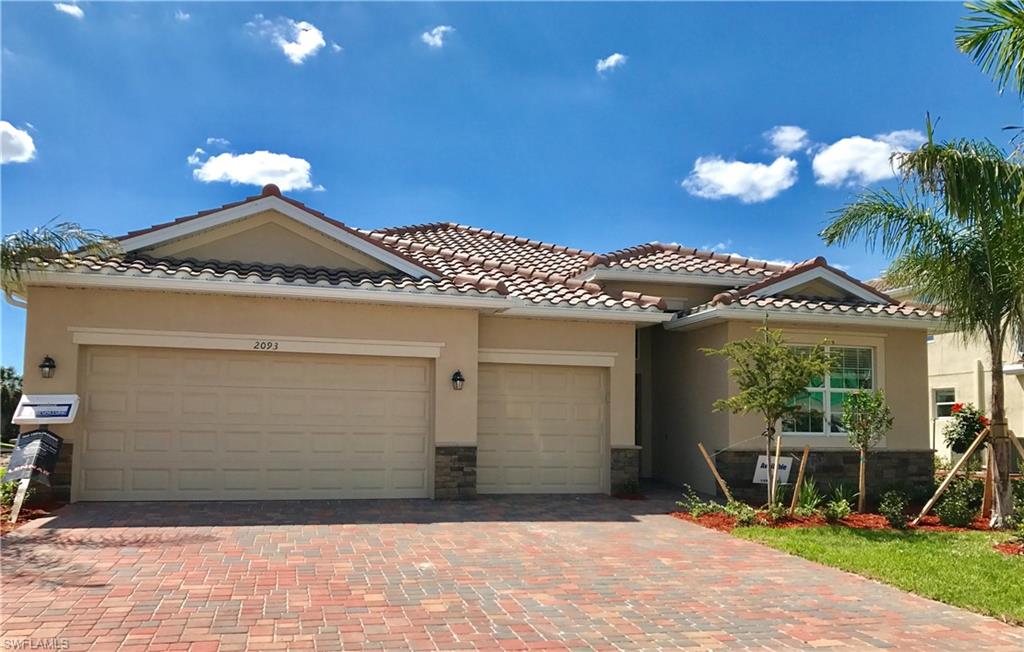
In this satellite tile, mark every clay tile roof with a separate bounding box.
[587,242,790,279]
[689,293,943,320]
[34,254,507,297]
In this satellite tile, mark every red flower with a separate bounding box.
[951,403,963,414]
[980,415,990,427]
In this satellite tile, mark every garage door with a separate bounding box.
[77,346,432,500]
[477,363,607,493]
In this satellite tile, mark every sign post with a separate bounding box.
[5,429,64,523]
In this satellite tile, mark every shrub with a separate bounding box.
[879,489,909,529]
[942,403,989,454]
[0,467,30,510]
[724,500,757,526]
[796,477,824,512]
[758,501,790,525]
[935,477,979,527]
[676,484,723,517]
[823,485,854,522]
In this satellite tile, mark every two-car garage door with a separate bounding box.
[78,347,432,500]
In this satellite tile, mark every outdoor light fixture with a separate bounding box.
[39,355,57,379]
[451,370,465,390]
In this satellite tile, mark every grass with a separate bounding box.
[734,525,1024,625]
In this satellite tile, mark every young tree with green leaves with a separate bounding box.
[820,122,1024,527]
[841,390,894,513]
[703,318,835,506]
[1,367,23,443]
[2,220,122,302]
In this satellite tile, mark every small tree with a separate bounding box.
[841,390,894,513]
[1,367,22,443]
[703,317,835,505]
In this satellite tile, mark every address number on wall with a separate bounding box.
[252,340,280,351]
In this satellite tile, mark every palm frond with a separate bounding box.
[1,221,122,296]
[957,0,1024,98]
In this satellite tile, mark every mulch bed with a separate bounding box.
[670,510,995,535]
[994,540,1024,556]
[0,501,65,536]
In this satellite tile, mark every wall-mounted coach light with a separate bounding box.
[39,355,57,379]
[451,370,465,390]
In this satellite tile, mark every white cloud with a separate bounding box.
[188,148,319,192]
[421,25,454,49]
[247,14,326,64]
[764,125,809,155]
[596,53,627,74]
[174,9,190,22]
[53,3,84,19]
[205,137,230,148]
[1,121,37,164]
[812,129,925,187]
[330,42,342,53]
[682,156,798,203]
[702,240,733,253]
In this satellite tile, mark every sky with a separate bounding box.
[2,1,1022,372]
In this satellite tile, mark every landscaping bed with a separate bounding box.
[671,480,1024,625]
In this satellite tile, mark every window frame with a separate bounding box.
[933,388,957,418]
[781,345,877,436]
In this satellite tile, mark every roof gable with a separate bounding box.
[714,257,893,305]
[119,185,438,279]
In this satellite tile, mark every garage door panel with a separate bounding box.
[78,347,432,500]
[478,363,606,494]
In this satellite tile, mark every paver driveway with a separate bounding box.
[2,492,1022,651]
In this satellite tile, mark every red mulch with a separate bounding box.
[0,502,64,535]
[671,511,738,532]
[994,541,1024,557]
[672,509,995,535]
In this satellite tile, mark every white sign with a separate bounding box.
[12,394,80,425]
[752,455,794,485]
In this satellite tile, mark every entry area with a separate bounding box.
[76,346,433,500]
[477,363,607,493]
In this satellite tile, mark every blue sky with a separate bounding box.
[2,2,1021,371]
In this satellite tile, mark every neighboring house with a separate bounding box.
[13,185,942,503]
[876,284,1024,463]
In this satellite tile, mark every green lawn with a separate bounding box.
[734,525,1024,625]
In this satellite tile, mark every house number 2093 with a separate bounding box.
[252,340,280,351]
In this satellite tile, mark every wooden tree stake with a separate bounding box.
[911,426,989,526]
[8,478,30,524]
[697,442,733,502]
[789,446,811,516]
[981,449,994,519]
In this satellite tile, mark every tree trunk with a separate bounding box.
[858,447,867,513]
[988,334,1014,528]
[765,423,775,506]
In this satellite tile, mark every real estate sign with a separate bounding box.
[5,429,64,486]
[752,455,794,485]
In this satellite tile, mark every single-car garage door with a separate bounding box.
[77,346,432,500]
[477,363,607,493]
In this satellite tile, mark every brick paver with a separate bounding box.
[1,492,1021,651]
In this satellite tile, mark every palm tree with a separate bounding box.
[2,220,122,302]
[956,1,1024,99]
[820,121,1024,527]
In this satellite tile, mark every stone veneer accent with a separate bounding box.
[714,449,934,506]
[611,447,641,494]
[434,445,477,500]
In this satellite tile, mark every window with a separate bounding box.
[934,388,956,418]
[782,346,874,435]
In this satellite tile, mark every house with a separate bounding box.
[871,284,1024,463]
[14,185,944,503]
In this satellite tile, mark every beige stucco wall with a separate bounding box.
[23,286,479,452]
[927,332,1024,456]
[145,211,394,271]
[648,319,931,494]
[22,286,639,497]
[478,315,636,449]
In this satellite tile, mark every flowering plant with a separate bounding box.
[943,402,990,454]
